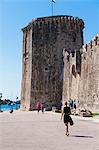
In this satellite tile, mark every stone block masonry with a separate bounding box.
[63,34,99,112]
[21,15,84,110]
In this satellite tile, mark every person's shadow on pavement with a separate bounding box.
[71,135,93,138]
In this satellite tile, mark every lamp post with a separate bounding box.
[0,93,2,100]
[16,96,18,110]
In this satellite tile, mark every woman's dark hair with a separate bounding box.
[65,102,67,106]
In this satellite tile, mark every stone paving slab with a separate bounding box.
[0,111,99,150]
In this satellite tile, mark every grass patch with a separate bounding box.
[92,113,99,116]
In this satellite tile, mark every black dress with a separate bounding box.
[63,106,71,123]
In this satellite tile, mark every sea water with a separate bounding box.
[0,104,20,111]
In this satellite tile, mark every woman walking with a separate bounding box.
[61,101,72,136]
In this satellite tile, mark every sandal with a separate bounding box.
[66,132,69,136]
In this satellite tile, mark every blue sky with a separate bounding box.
[0,0,99,100]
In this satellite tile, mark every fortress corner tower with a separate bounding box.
[21,15,84,110]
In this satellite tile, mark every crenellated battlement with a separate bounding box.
[21,15,85,110]
[64,34,99,63]
[80,34,99,53]
[63,34,99,69]
[22,15,84,32]
[63,48,77,64]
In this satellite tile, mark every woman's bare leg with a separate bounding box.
[65,123,69,136]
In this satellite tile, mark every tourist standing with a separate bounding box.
[73,99,76,109]
[36,101,41,113]
[41,103,45,113]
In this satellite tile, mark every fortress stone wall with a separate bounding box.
[63,34,99,111]
[21,15,84,110]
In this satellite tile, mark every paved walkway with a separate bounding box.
[0,111,99,150]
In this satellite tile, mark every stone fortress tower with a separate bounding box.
[21,15,84,110]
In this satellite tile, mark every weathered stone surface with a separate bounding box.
[63,34,99,112]
[21,15,99,112]
[21,15,84,110]
[78,35,99,111]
